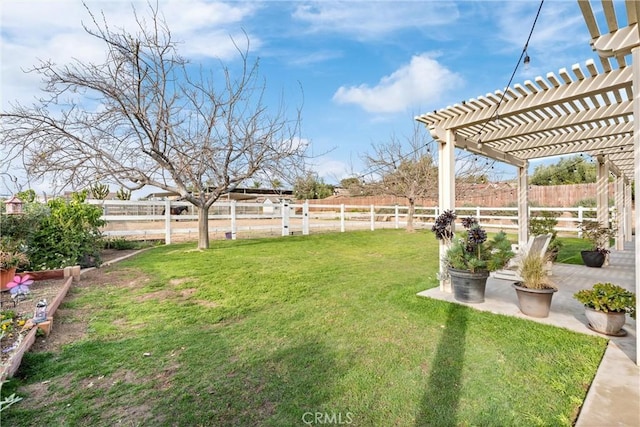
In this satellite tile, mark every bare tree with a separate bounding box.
[362,124,497,232]
[362,125,437,232]
[0,3,306,249]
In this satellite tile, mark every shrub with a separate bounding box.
[574,282,636,318]
[0,202,49,250]
[578,220,615,255]
[432,210,514,273]
[103,237,139,250]
[1,191,106,270]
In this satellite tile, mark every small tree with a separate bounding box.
[89,183,110,200]
[116,187,132,200]
[362,125,437,232]
[293,172,334,200]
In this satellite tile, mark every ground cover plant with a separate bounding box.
[2,230,606,426]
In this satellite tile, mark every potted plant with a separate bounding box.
[512,251,557,318]
[574,282,636,335]
[0,242,29,292]
[432,210,514,303]
[578,220,615,268]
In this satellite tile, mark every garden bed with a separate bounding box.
[1,276,72,381]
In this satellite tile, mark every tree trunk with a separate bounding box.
[407,198,415,232]
[198,205,210,249]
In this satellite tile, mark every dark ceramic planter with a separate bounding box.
[448,268,489,303]
[580,250,605,268]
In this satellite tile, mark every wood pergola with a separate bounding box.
[416,0,639,365]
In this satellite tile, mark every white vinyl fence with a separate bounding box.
[89,199,609,244]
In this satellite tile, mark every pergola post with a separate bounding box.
[437,128,456,293]
[624,180,632,242]
[595,155,609,233]
[633,45,640,366]
[517,163,529,247]
[614,174,624,250]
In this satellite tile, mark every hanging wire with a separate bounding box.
[473,0,545,141]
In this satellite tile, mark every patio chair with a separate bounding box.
[490,233,553,282]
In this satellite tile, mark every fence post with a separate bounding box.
[476,206,481,223]
[340,204,345,232]
[578,206,583,237]
[370,204,375,231]
[281,200,290,236]
[394,205,399,229]
[164,200,171,245]
[230,200,237,240]
[302,200,310,235]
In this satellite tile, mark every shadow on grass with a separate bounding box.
[416,303,468,427]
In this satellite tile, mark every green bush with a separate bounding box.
[102,237,139,250]
[574,282,636,318]
[1,191,106,270]
[0,202,49,250]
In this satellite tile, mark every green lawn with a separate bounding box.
[556,236,593,264]
[2,230,606,426]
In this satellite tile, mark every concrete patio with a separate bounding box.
[417,240,639,426]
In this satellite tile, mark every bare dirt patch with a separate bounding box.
[5,250,164,423]
[1,278,69,360]
[28,250,150,354]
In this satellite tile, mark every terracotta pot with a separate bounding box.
[512,283,557,318]
[19,269,64,281]
[448,268,489,303]
[584,307,626,335]
[0,267,17,291]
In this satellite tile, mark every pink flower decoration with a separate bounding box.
[7,274,34,295]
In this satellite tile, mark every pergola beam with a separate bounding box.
[429,125,527,168]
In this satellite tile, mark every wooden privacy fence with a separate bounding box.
[88,200,611,244]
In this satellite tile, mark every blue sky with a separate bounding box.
[0,0,609,195]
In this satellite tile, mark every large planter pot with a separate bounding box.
[580,250,605,268]
[584,307,627,335]
[448,268,489,303]
[0,267,17,291]
[512,283,557,318]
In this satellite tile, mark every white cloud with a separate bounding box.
[311,156,351,183]
[292,1,459,40]
[332,53,463,114]
[287,50,343,67]
[1,1,260,108]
